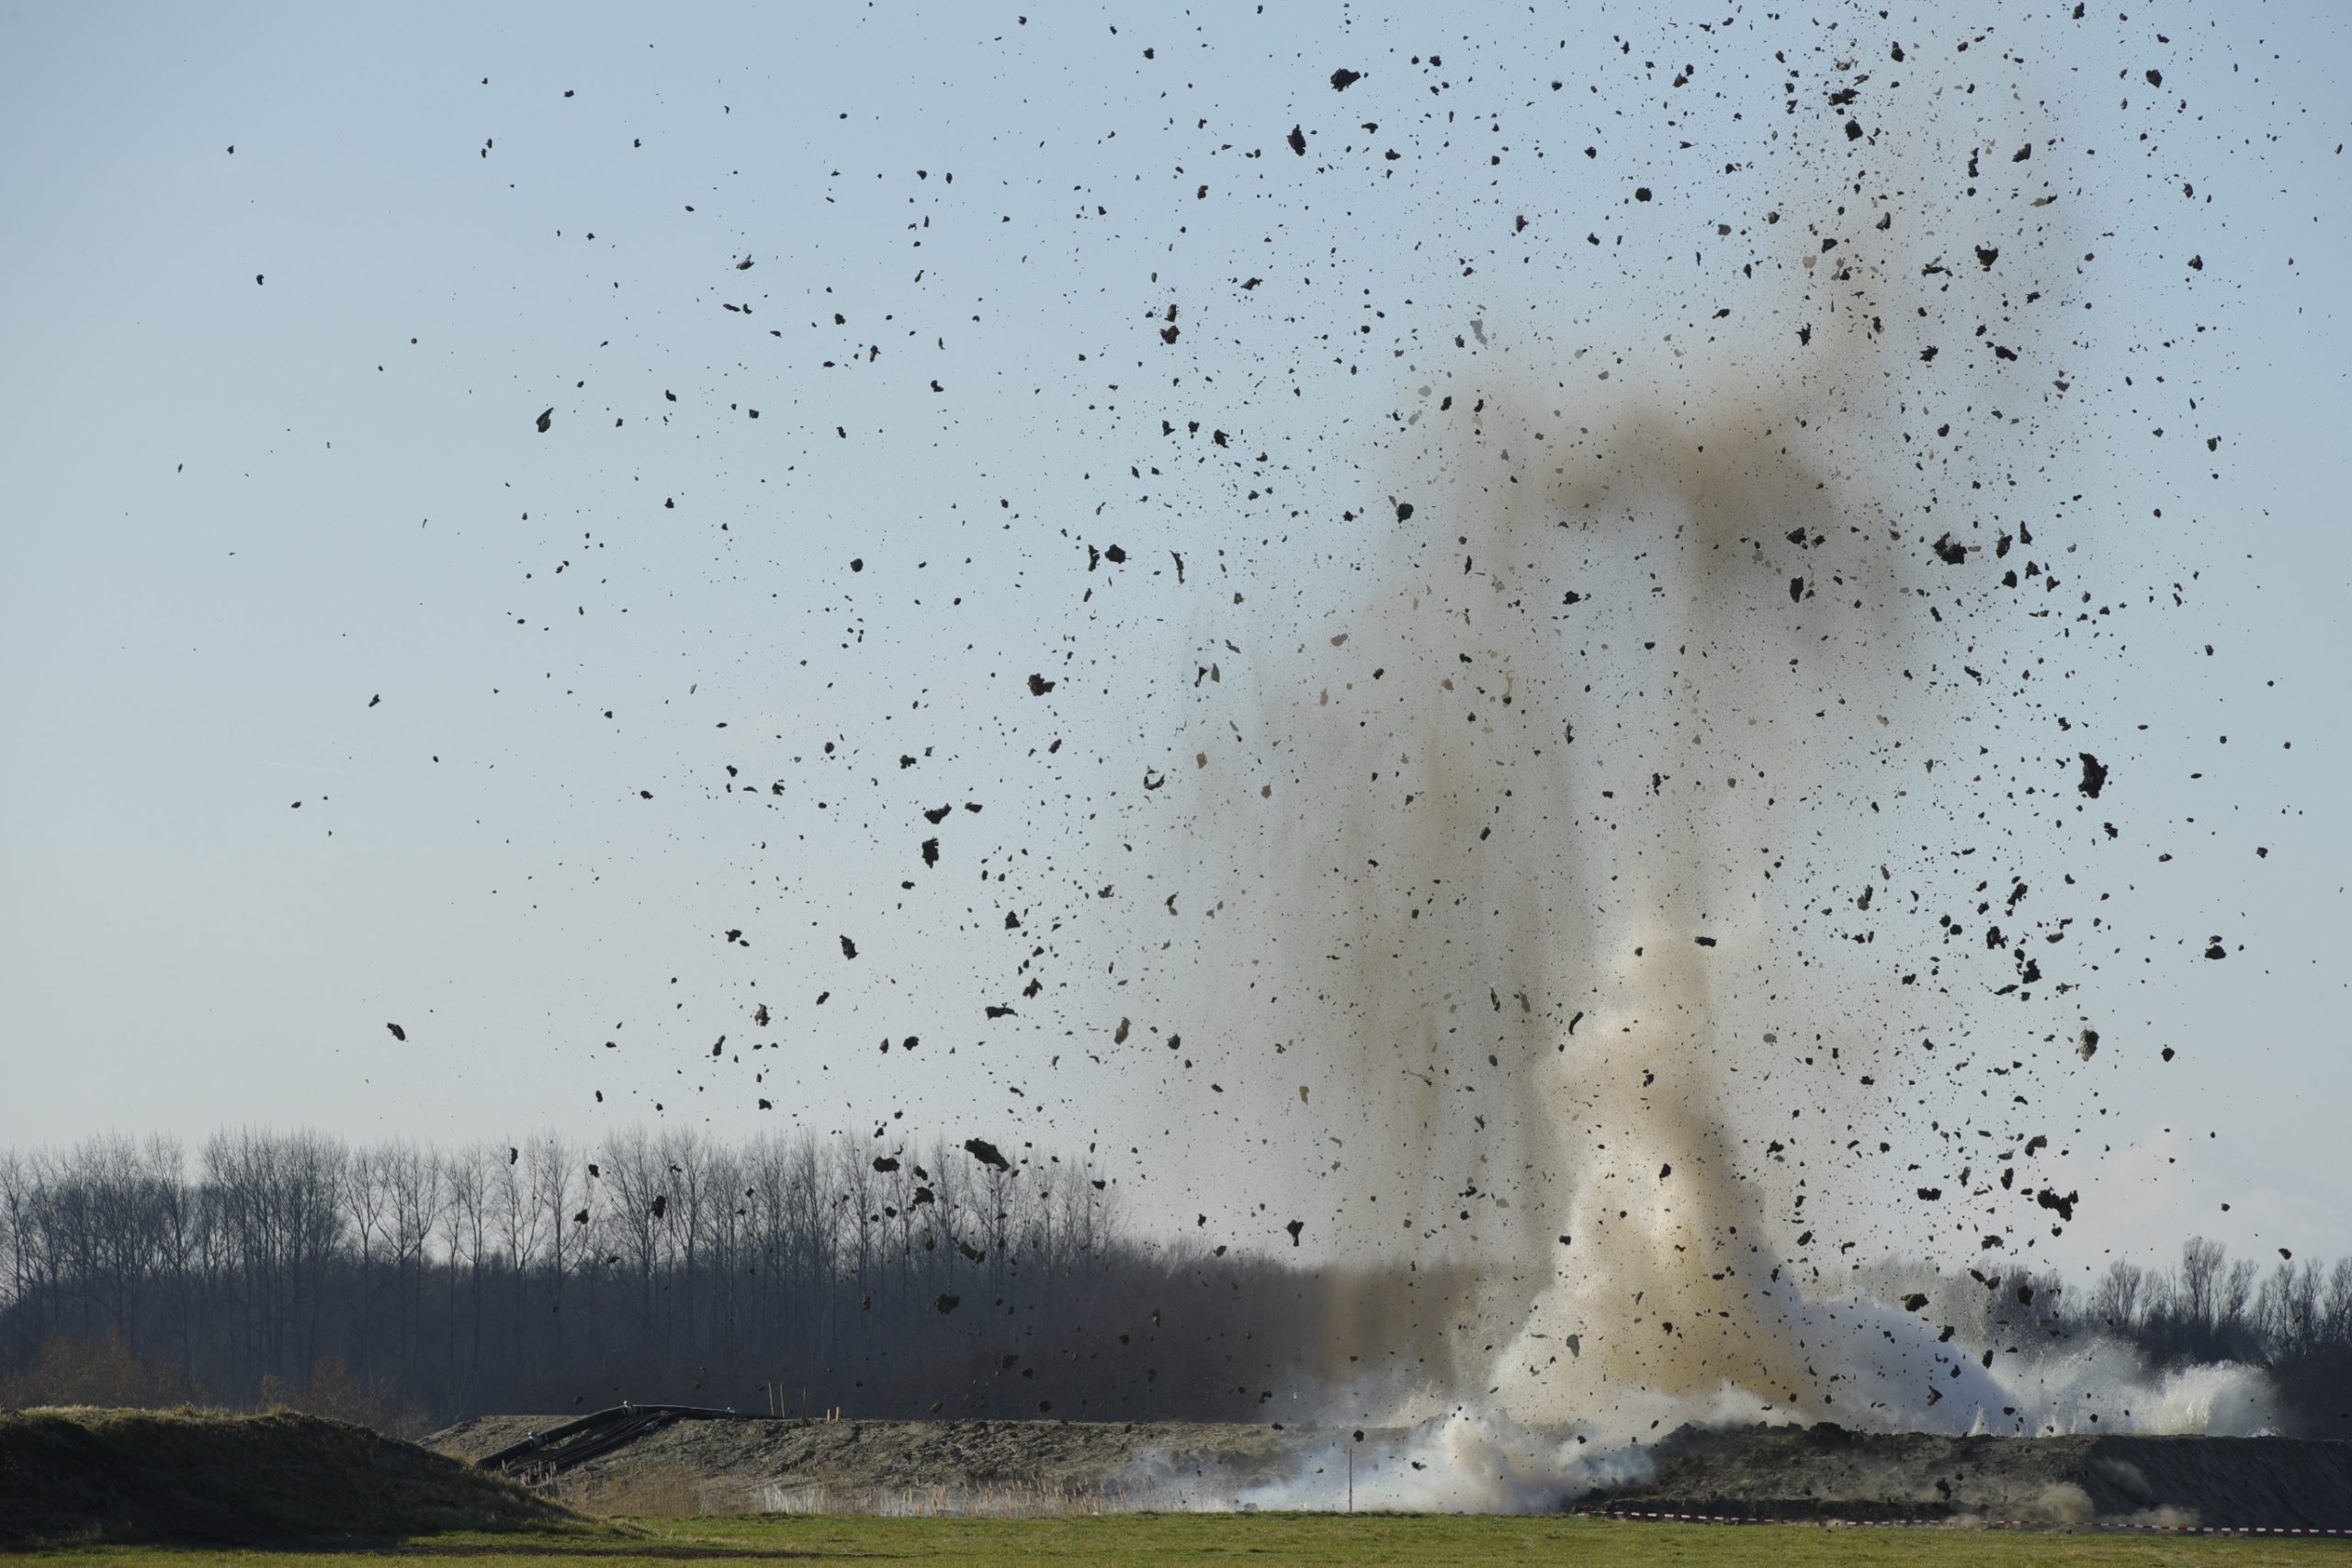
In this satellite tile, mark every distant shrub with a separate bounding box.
[0,1328,205,1410]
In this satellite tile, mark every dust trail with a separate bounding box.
[1178,350,1928,1435]
[1151,49,2209,1453]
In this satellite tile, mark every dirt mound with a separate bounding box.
[432,1411,1313,1507]
[0,1406,578,1546]
[1586,1423,2352,1528]
[431,1412,2352,1524]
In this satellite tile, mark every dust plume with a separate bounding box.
[1182,355,1928,1434]
[1154,57,2211,1448]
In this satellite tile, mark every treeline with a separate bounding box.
[2083,1238,2352,1366]
[2081,1239,2352,1432]
[1853,1237,2352,1435]
[8,1130,2351,1436]
[1860,1238,2352,1362]
[0,1129,1377,1433]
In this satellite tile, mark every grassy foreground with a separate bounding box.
[14,1514,2352,1566]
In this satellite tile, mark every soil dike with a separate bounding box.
[428,1412,2352,1526]
[432,1410,1310,1506]
[1590,1422,2352,1528]
[0,1406,576,1547]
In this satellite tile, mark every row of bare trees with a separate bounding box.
[1863,1239,2352,1371]
[2082,1238,2352,1372]
[13,1130,2352,1436]
[1857,1239,2352,1436]
[0,1128,1341,1429]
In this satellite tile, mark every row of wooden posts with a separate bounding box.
[763,1382,843,1420]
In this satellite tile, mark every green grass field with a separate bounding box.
[14,1514,2352,1567]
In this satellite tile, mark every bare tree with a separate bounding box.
[379,1144,442,1389]
[441,1145,493,1400]
[2092,1258,2145,1329]
[2178,1235,2226,1336]
[2325,1258,2352,1349]
[601,1129,666,1341]
[145,1136,206,1387]
[2220,1257,2258,1347]
[531,1134,582,1362]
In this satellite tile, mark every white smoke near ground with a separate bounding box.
[1973,1342,2278,1438]
[1239,1409,1670,1515]
[1182,1328,2278,1515]
[1154,1338,2277,1515]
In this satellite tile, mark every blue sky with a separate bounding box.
[2,0,2347,1274]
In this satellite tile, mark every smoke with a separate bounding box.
[1175,338,1937,1430]
[1190,1341,2278,1517]
[1144,17,2273,1506]
[1154,366,2285,1485]
[1973,1343,2279,1438]
[1238,1410,1670,1515]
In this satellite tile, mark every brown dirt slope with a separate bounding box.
[0,1405,578,1546]
[1587,1423,2352,1528]
[432,1414,2352,1526]
[432,1412,1313,1500]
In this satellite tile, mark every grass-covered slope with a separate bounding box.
[0,1405,579,1547]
